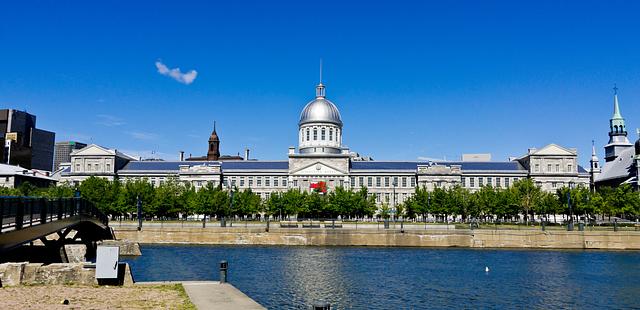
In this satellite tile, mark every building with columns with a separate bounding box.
[57,78,591,206]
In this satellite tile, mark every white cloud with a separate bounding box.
[96,114,125,127]
[417,156,447,161]
[120,149,175,160]
[155,61,198,85]
[126,131,158,140]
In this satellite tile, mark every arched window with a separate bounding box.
[329,128,333,141]
[321,128,326,140]
[313,128,318,140]
[614,125,619,133]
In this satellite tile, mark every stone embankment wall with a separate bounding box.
[0,262,134,287]
[99,240,142,256]
[114,227,640,250]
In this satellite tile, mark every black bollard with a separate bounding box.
[614,219,618,232]
[136,196,142,231]
[312,301,331,310]
[219,260,228,284]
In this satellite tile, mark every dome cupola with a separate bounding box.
[297,72,344,154]
[298,87,343,127]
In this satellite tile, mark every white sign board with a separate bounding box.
[96,246,119,279]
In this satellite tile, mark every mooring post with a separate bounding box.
[219,260,228,284]
[137,196,142,231]
[312,301,331,310]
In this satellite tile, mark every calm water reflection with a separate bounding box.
[123,245,640,309]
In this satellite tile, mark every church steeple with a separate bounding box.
[604,86,632,162]
[207,121,220,160]
[590,139,601,192]
[610,85,627,136]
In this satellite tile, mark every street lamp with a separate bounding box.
[567,181,575,231]
[392,179,397,220]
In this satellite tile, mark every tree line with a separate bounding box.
[1,176,639,222]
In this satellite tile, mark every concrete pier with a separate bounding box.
[136,281,265,310]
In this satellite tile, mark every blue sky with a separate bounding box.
[1,1,639,166]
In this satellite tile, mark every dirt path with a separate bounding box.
[0,284,195,309]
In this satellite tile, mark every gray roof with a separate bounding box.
[120,160,290,172]
[114,159,581,174]
[121,161,215,171]
[350,161,528,172]
[221,161,289,170]
[350,161,420,170]
[596,147,636,182]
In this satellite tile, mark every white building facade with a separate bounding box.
[58,80,590,204]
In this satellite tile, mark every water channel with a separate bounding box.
[123,245,640,309]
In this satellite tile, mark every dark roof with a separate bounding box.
[457,161,526,171]
[351,161,526,172]
[120,160,289,172]
[351,161,420,170]
[221,161,289,170]
[578,165,588,173]
[121,161,215,171]
[119,160,529,173]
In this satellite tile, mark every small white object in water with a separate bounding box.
[485,266,490,272]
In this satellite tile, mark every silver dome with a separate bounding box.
[298,82,343,127]
[298,98,343,127]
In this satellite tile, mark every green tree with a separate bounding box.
[512,179,541,225]
[79,176,119,216]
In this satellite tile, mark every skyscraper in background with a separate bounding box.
[54,141,87,171]
[0,109,55,171]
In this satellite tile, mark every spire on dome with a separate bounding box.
[316,59,326,98]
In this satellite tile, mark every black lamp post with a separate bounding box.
[567,181,575,231]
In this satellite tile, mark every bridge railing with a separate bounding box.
[0,197,108,233]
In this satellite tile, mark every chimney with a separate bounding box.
[244,148,250,161]
[179,151,185,161]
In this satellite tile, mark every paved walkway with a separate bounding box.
[137,281,265,310]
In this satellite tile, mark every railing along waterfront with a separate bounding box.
[110,217,640,232]
[0,197,108,233]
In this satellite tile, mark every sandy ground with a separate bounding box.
[0,284,195,309]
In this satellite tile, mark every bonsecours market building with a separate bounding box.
[57,80,591,206]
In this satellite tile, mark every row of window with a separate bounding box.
[302,126,340,143]
[224,176,289,188]
[350,176,416,188]
[462,177,520,188]
[373,192,411,203]
[75,163,111,172]
[533,163,573,173]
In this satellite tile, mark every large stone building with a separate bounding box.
[58,79,590,206]
[593,88,640,189]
